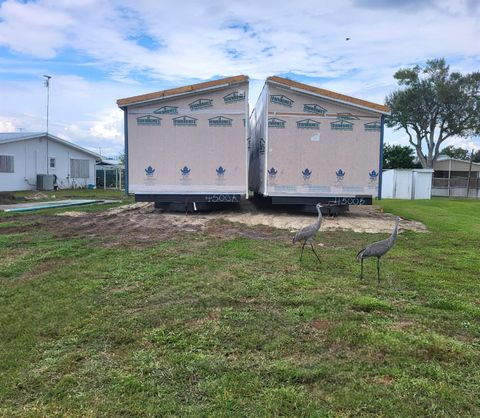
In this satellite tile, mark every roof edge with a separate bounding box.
[267,76,391,115]
[0,132,100,159]
[117,75,249,107]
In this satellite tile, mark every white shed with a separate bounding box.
[0,132,100,192]
[381,169,433,199]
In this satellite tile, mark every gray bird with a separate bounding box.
[292,203,323,262]
[356,216,401,283]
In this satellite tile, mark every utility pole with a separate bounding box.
[43,75,51,175]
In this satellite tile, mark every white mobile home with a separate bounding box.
[249,77,390,210]
[117,75,249,211]
[0,132,99,192]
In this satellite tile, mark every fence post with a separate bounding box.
[466,150,473,198]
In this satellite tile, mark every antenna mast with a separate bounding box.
[43,75,51,175]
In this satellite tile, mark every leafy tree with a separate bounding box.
[382,144,420,169]
[472,150,480,163]
[386,59,480,168]
[441,145,470,160]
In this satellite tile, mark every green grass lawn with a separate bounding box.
[0,198,479,417]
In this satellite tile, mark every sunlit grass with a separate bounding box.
[0,198,479,416]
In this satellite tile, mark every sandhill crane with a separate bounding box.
[293,203,323,262]
[356,216,401,283]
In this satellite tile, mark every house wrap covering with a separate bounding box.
[117,75,249,197]
[249,76,390,203]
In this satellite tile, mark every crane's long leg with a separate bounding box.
[360,258,363,280]
[377,257,380,284]
[309,242,321,263]
[300,241,306,261]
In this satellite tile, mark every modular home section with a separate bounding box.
[117,75,249,209]
[249,76,390,207]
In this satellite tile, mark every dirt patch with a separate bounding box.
[1,202,427,248]
[310,319,333,331]
[372,375,395,386]
[17,259,68,284]
[389,319,416,331]
[49,204,284,247]
[23,192,49,201]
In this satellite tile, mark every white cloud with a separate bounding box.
[0,120,17,132]
[0,0,479,155]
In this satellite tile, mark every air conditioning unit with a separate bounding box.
[37,174,54,191]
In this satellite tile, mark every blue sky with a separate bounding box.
[0,0,479,156]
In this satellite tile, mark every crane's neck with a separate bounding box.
[389,218,400,244]
[314,206,323,228]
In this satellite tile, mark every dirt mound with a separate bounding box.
[46,202,427,247]
[44,205,278,247]
[1,203,426,248]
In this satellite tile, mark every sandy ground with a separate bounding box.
[59,201,427,234]
[0,202,427,249]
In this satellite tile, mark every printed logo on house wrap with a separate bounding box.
[336,169,346,182]
[268,118,286,129]
[337,113,359,120]
[144,165,157,183]
[209,116,233,127]
[302,168,312,181]
[173,116,198,127]
[270,94,294,107]
[180,166,191,184]
[154,106,178,115]
[215,166,226,183]
[268,167,278,178]
[296,119,321,129]
[268,167,278,184]
[364,122,381,132]
[136,115,161,126]
[331,120,354,131]
[303,104,327,115]
[189,99,213,111]
[180,166,191,177]
[145,166,155,177]
[224,91,245,104]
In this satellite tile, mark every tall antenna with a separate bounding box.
[43,75,51,175]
